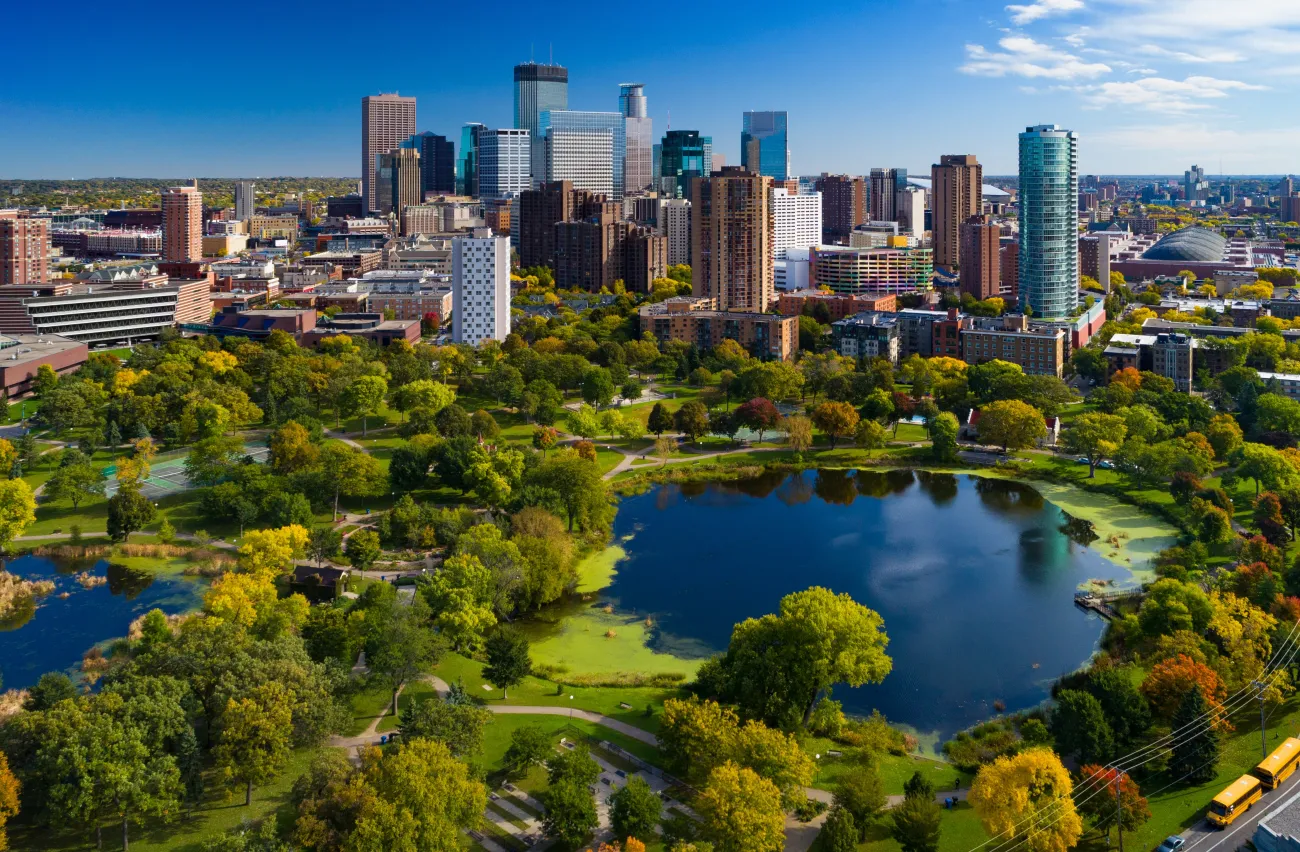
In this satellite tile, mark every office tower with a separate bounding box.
[361,94,417,214]
[0,210,50,285]
[518,180,606,269]
[869,168,908,222]
[740,111,789,180]
[1184,164,1208,204]
[772,188,822,259]
[478,129,531,201]
[409,133,455,195]
[896,189,926,239]
[691,167,774,312]
[161,183,202,262]
[660,199,691,266]
[959,215,1001,300]
[816,174,867,244]
[458,123,486,196]
[553,211,665,292]
[234,181,255,221]
[539,111,624,200]
[376,148,421,216]
[620,84,653,194]
[1018,124,1079,319]
[514,62,569,182]
[931,154,983,272]
[453,228,511,344]
[659,130,712,198]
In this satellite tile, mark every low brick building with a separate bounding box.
[0,334,88,397]
[638,297,797,361]
[776,289,897,320]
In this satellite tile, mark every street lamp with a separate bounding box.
[569,695,574,720]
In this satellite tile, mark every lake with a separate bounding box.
[603,470,1137,740]
[0,554,204,690]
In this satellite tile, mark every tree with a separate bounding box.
[582,367,616,407]
[929,412,960,463]
[1049,689,1114,764]
[368,598,445,714]
[341,375,388,436]
[24,672,77,711]
[483,628,531,698]
[44,452,105,509]
[532,426,559,457]
[1169,687,1221,784]
[969,749,1082,852]
[471,410,500,441]
[398,698,491,759]
[811,401,860,449]
[0,753,18,852]
[269,421,320,475]
[1141,654,1226,721]
[1233,443,1300,497]
[647,402,674,437]
[976,400,1046,452]
[435,404,473,438]
[345,529,382,570]
[1060,412,1127,479]
[530,450,609,532]
[183,435,247,486]
[675,400,710,443]
[503,724,552,779]
[350,738,486,851]
[822,807,859,852]
[891,796,942,852]
[214,682,294,806]
[855,419,887,450]
[734,398,781,444]
[0,478,36,551]
[548,741,601,787]
[1138,579,1213,638]
[566,404,602,439]
[1076,766,1150,844]
[1255,491,1290,546]
[786,415,813,453]
[610,775,663,843]
[107,489,156,542]
[697,762,786,852]
[420,553,496,650]
[317,441,385,520]
[393,379,457,418]
[1086,667,1151,751]
[543,778,598,846]
[1205,414,1244,460]
[834,762,887,839]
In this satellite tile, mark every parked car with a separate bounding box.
[1156,836,1184,852]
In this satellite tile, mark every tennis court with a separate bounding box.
[103,444,270,499]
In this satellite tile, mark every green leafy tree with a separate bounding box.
[345,529,382,570]
[503,724,552,779]
[341,375,388,436]
[349,738,486,850]
[24,672,77,710]
[107,489,156,542]
[697,762,786,852]
[543,778,598,846]
[45,452,106,508]
[308,526,342,568]
[648,402,674,437]
[316,441,385,520]
[1169,687,1220,784]
[675,400,710,443]
[548,742,601,787]
[482,628,531,698]
[183,435,247,486]
[529,450,610,532]
[214,682,294,806]
[367,597,445,714]
[398,698,492,759]
[822,807,859,852]
[581,367,616,407]
[929,412,960,463]
[610,775,663,843]
[1062,412,1127,478]
[976,400,1047,452]
[834,762,887,839]
[1049,689,1114,764]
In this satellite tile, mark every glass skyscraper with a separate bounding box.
[457,123,485,196]
[659,130,712,198]
[1018,125,1079,320]
[619,83,653,194]
[538,110,626,200]
[741,111,789,181]
[514,63,568,183]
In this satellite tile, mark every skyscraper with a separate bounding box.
[816,174,867,244]
[234,180,255,221]
[692,167,774,313]
[458,123,486,197]
[478,129,531,201]
[1018,124,1079,320]
[539,111,624,199]
[740,111,789,181]
[659,130,712,198]
[869,168,908,223]
[0,210,50,285]
[161,183,202,262]
[408,133,455,196]
[376,148,421,216]
[361,94,417,214]
[518,180,608,270]
[771,188,822,259]
[453,228,511,345]
[1184,165,1208,204]
[659,199,691,266]
[620,84,653,194]
[931,154,983,272]
[514,63,569,182]
[959,215,1001,300]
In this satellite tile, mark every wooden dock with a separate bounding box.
[1074,589,1144,620]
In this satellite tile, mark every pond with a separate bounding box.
[599,470,1143,741]
[0,555,204,690]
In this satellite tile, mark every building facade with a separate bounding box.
[458,123,486,197]
[0,278,211,344]
[540,111,619,199]
[412,132,456,195]
[691,167,774,312]
[478,129,531,201]
[639,297,796,361]
[869,168,908,223]
[0,211,50,285]
[452,229,511,345]
[513,63,568,181]
[660,199,691,266]
[816,174,867,244]
[777,289,896,320]
[961,314,1066,376]
[809,246,934,296]
[361,94,417,214]
[771,188,822,260]
[619,84,653,195]
[659,130,712,198]
[161,184,202,262]
[234,181,255,221]
[831,312,900,362]
[931,154,983,272]
[376,148,422,216]
[1151,331,1194,391]
[959,215,1001,300]
[1018,125,1079,319]
[741,111,789,181]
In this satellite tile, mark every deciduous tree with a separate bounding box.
[482,628,531,699]
[214,682,294,806]
[976,399,1047,453]
[1061,413,1127,478]
[734,398,781,444]
[811,401,860,449]
[969,748,1081,852]
[610,775,662,843]
[697,762,785,852]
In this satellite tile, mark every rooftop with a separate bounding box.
[1142,227,1227,262]
[0,334,86,365]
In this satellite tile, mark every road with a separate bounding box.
[1175,766,1299,852]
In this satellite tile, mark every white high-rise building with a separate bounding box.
[897,188,927,240]
[544,129,614,197]
[659,198,691,266]
[453,228,511,345]
[478,129,531,201]
[234,181,255,221]
[772,188,822,259]
[620,83,653,194]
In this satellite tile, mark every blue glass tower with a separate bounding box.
[457,123,485,196]
[1018,125,1079,320]
[659,130,712,198]
[741,111,789,181]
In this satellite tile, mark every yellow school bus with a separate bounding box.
[1208,775,1263,828]
[1256,738,1300,790]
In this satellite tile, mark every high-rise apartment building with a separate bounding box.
[620,84,653,195]
[452,228,511,345]
[0,211,50,285]
[161,183,202,262]
[234,181,255,221]
[514,63,568,182]
[553,212,666,292]
[361,94,417,214]
[958,215,1001,300]
[376,148,422,216]
[408,133,455,196]
[659,131,712,199]
[540,111,624,200]
[458,123,486,197]
[741,111,789,181]
[771,188,822,259]
[478,129,531,201]
[518,181,608,269]
[869,168,908,223]
[931,155,983,272]
[691,167,774,312]
[660,199,691,266]
[816,174,867,244]
[1019,124,1079,320]
[896,188,926,239]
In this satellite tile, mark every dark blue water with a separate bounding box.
[606,470,1130,740]
[0,555,204,690]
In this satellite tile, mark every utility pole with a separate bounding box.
[1253,680,1268,758]
[1114,769,1125,852]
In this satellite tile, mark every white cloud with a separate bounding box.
[1088,123,1300,172]
[1092,0,1300,41]
[1076,75,1267,113]
[960,36,1111,80]
[1005,0,1085,25]
[1135,44,1245,64]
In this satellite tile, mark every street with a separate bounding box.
[1176,772,1300,852]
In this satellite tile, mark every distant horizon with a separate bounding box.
[3,173,1295,184]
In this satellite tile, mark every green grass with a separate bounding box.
[348,680,394,736]
[807,742,969,796]
[854,801,986,852]
[479,713,662,770]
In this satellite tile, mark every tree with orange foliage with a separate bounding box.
[0,752,17,852]
[1110,367,1142,391]
[1076,765,1149,843]
[1141,654,1230,728]
[1235,562,1281,609]
[574,440,597,463]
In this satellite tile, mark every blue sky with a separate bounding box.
[3,0,1298,178]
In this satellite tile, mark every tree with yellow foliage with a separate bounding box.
[697,762,786,852]
[205,572,308,637]
[969,748,1082,852]
[238,524,310,578]
[0,747,18,851]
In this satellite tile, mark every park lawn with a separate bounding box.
[12,746,318,852]
[348,679,396,736]
[805,740,969,796]
[890,423,930,443]
[434,653,682,735]
[854,801,987,852]
[335,401,403,435]
[595,448,624,474]
[354,434,406,453]
[478,713,662,771]
[376,678,441,734]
